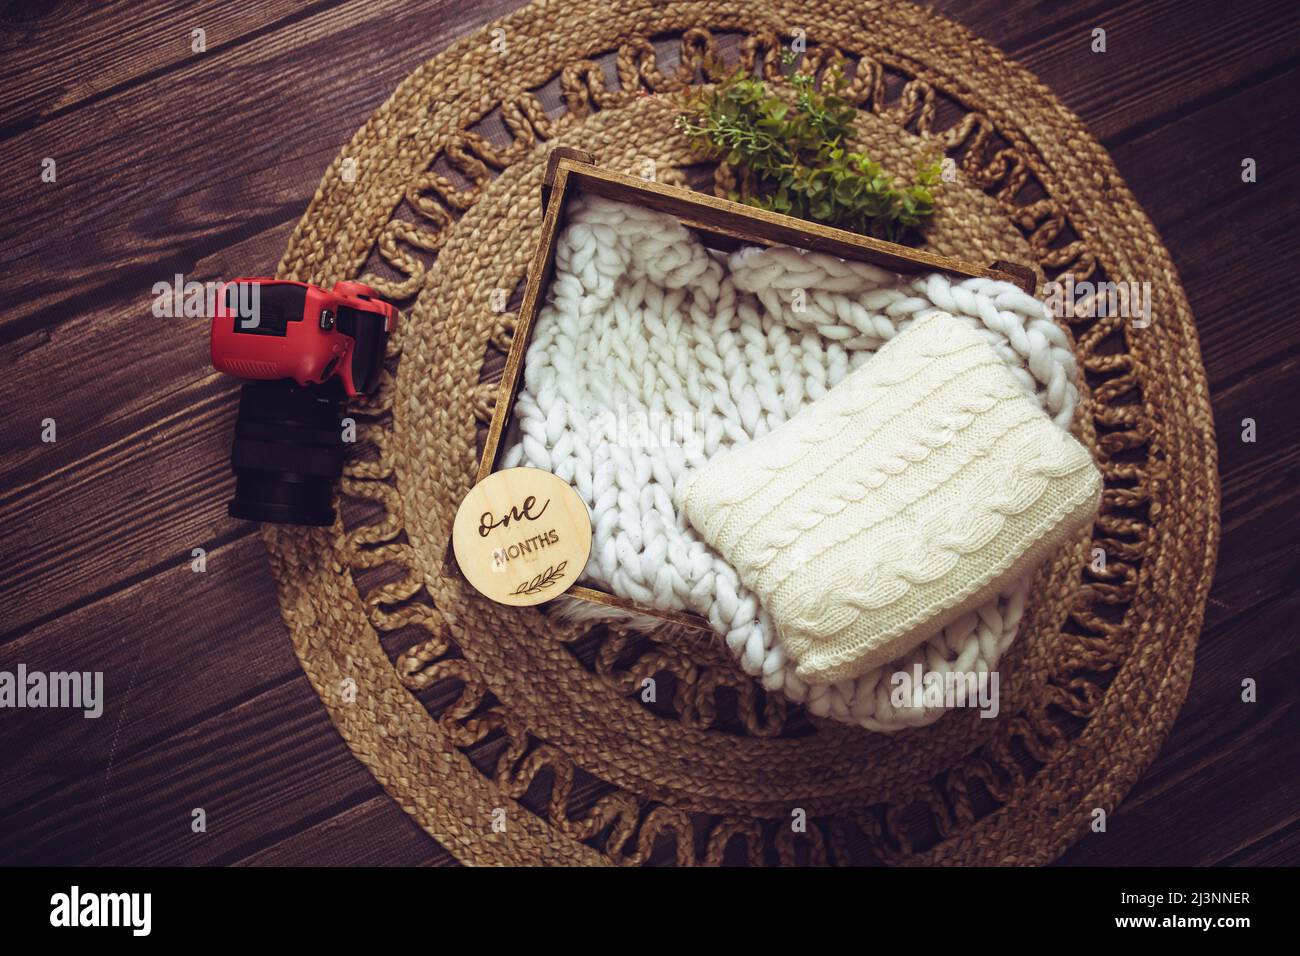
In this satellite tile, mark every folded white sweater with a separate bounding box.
[679,313,1101,684]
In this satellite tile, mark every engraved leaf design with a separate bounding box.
[511,561,568,596]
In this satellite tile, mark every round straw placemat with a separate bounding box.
[265,0,1219,865]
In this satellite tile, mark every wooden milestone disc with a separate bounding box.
[452,467,592,607]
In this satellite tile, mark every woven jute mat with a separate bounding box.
[265,0,1219,865]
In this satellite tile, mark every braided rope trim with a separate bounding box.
[265,4,1219,867]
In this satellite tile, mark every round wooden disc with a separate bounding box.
[452,467,592,607]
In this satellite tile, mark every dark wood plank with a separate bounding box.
[0,377,241,636]
[0,535,296,813]
[0,676,389,865]
[0,0,319,133]
[234,796,457,867]
[1219,818,1300,866]
[0,0,523,327]
[1105,67,1300,391]
[1000,0,1300,145]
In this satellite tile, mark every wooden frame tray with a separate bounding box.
[461,148,1036,629]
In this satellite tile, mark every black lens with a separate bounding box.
[227,380,346,526]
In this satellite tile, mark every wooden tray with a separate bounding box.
[464,148,1037,629]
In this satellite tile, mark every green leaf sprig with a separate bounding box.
[675,61,940,243]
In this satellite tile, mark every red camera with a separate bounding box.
[210,278,398,396]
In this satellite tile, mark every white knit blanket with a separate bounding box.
[501,195,1079,731]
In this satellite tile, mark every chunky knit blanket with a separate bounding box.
[501,195,1081,731]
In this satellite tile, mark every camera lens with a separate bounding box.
[227,380,346,526]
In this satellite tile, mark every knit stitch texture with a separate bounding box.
[679,313,1101,684]
[502,194,1089,730]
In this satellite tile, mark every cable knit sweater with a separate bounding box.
[679,313,1101,683]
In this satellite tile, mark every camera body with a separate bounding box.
[211,278,398,397]
[210,278,399,527]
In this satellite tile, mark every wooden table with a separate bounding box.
[1,0,1296,866]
